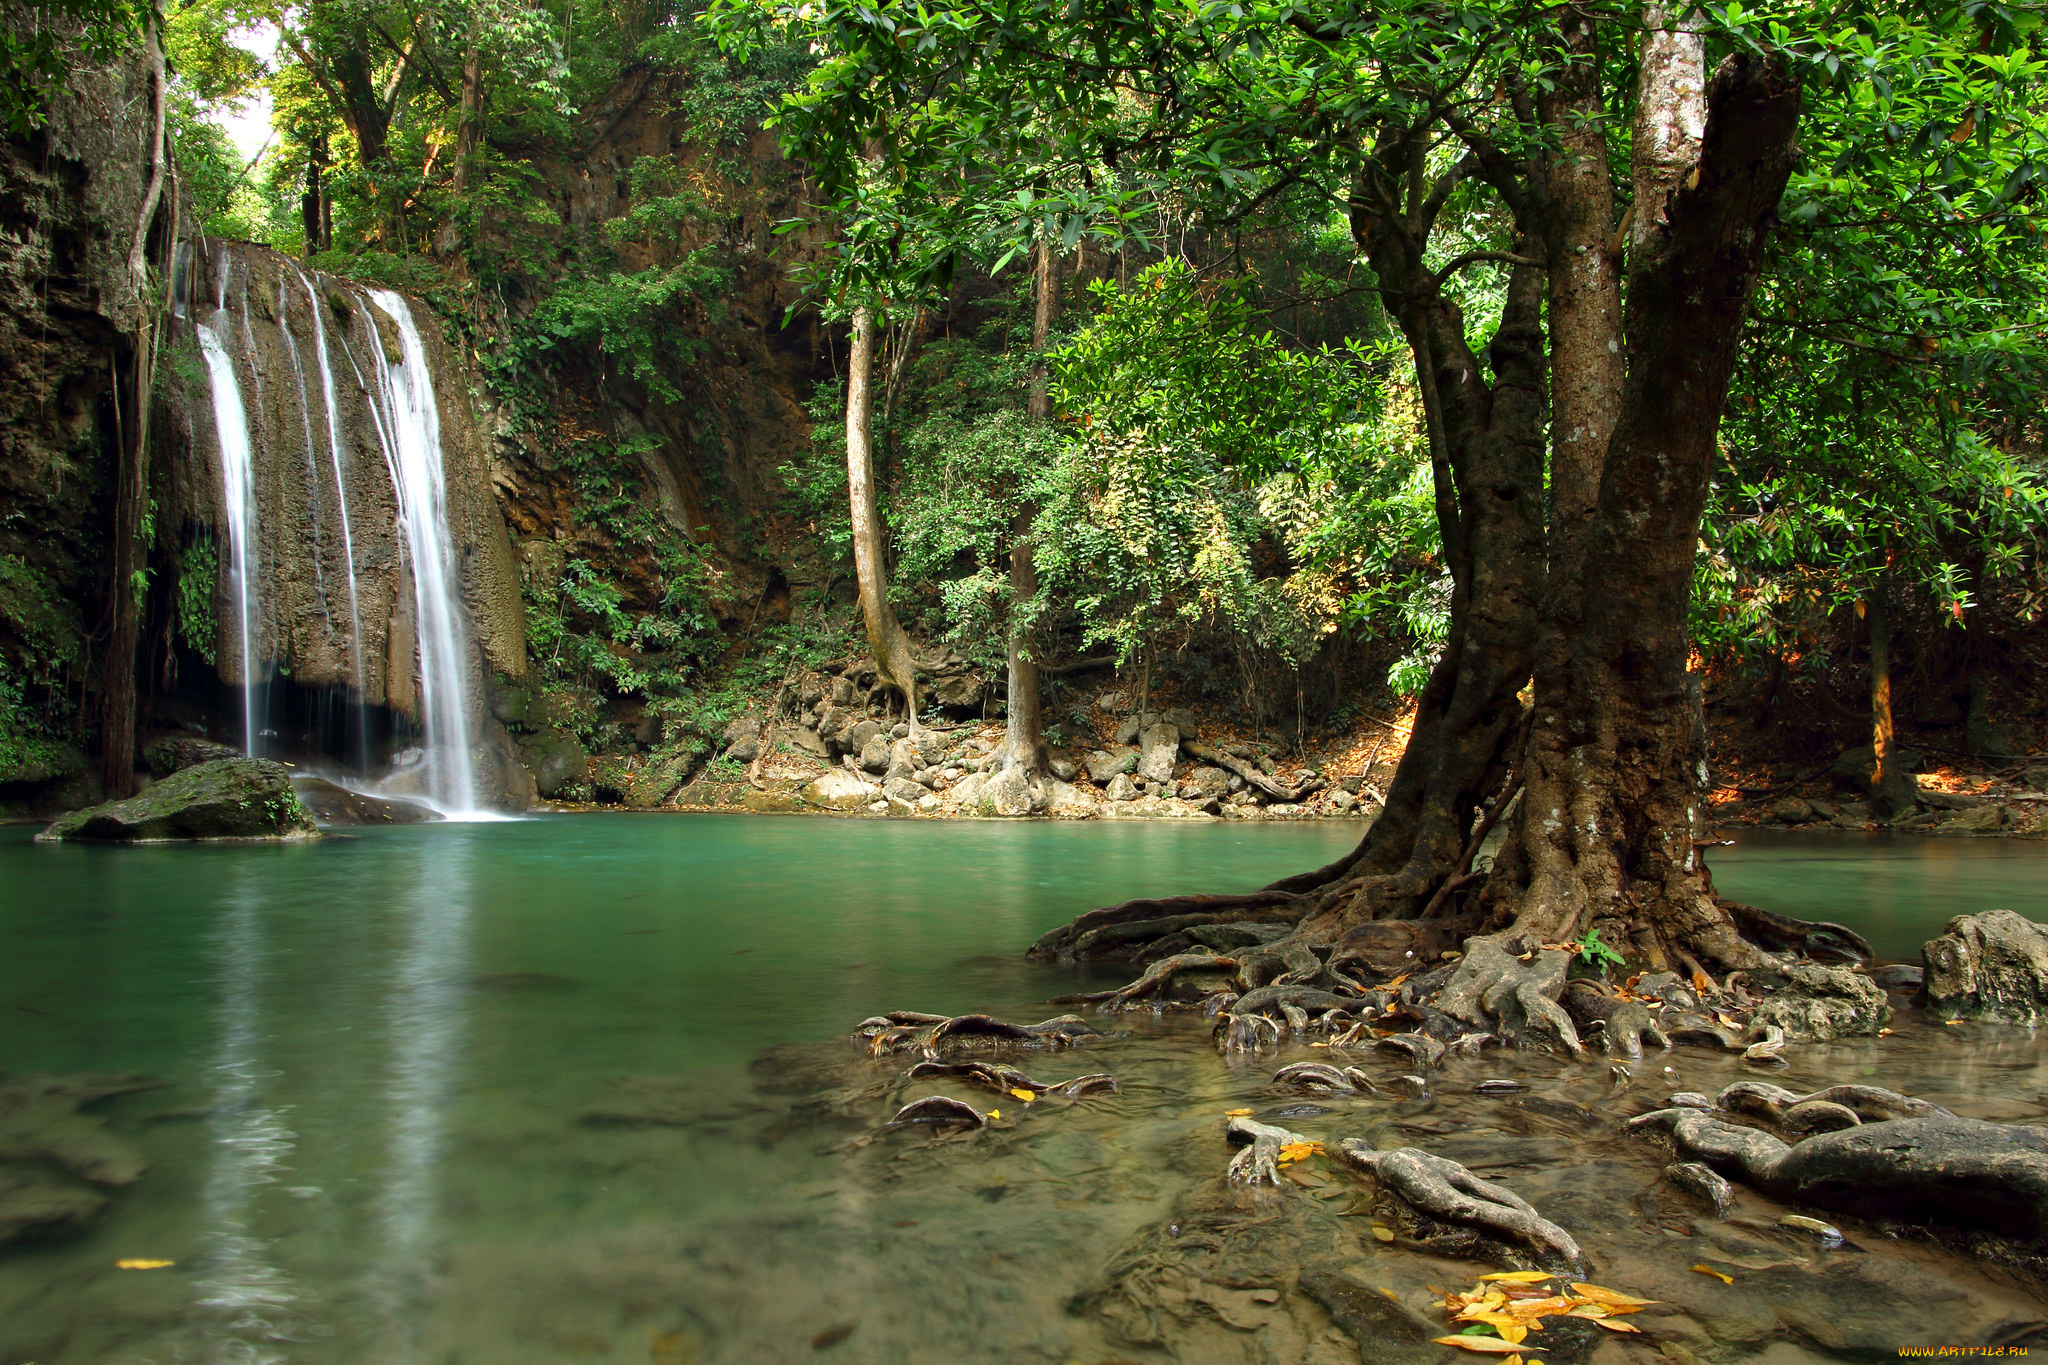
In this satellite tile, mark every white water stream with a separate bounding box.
[196,306,262,758]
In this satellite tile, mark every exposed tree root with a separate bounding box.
[1334,1139,1585,1272]
[1629,1085,2048,1243]
[1183,740,1326,804]
[854,1011,1101,1057]
[906,1060,1118,1098]
[885,1096,988,1129]
[1224,1116,1310,1186]
[1272,1062,1380,1096]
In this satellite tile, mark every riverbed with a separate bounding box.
[1,818,2043,1363]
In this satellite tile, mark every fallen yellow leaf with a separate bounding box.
[1480,1271,1557,1284]
[116,1259,173,1270]
[1433,1336,1533,1354]
[1277,1141,1322,1163]
[1689,1264,1733,1285]
[1371,1224,1395,1242]
[987,1109,1002,1119]
[1009,1088,1037,1103]
[1225,1108,1254,1117]
[1457,1311,1533,1342]
[1568,1284,1660,1308]
[1592,1318,1641,1333]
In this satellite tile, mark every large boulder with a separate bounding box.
[36,760,318,843]
[1180,765,1231,802]
[1136,723,1180,784]
[1085,747,1136,783]
[1922,910,2048,1024]
[518,726,589,799]
[802,770,879,811]
[981,767,1040,816]
[291,777,439,825]
[859,733,892,775]
[1747,961,1890,1040]
[1106,772,1141,802]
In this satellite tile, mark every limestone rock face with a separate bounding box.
[36,759,318,842]
[1922,910,2048,1024]
[803,770,878,811]
[519,727,589,799]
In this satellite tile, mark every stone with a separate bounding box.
[1160,707,1200,736]
[915,795,941,813]
[913,729,947,767]
[1339,776,1363,794]
[1769,796,1815,824]
[1869,963,1924,991]
[790,727,831,758]
[1921,910,2048,1023]
[844,719,883,755]
[721,714,760,749]
[142,734,241,776]
[1771,1115,2048,1240]
[0,1073,159,1187]
[1179,765,1230,802]
[858,734,892,774]
[1045,780,1097,814]
[830,677,855,705]
[1298,1267,1439,1362]
[949,772,987,806]
[0,1164,108,1247]
[1747,961,1890,1040]
[815,704,849,742]
[725,734,761,764]
[1113,712,1159,746]
[888,736,920,771]
[883,777,929,806]
[1936,804,2008,834]
[1136,722,1180,783]
[517,726,589,798]
[803,771,879,811]
[1329,789,1357,813]
[2017,762,2048,792]
[1085,747,1136,783]
[1048,755,1078,782]
[739,787,803,814]
[37,760,319,843]
[291,777,439,825]
[1106,772,1140,802]
[981,767,1040,816]
[1096,690,1123,712]
[890,722,910,739]
[928,672,984,707]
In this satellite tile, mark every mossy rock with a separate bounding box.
[35,759,320,843]
[142,735,241,777]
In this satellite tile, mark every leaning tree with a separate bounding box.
[714,0,2046,1006]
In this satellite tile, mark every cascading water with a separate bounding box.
[195,304,263,757]
[360,289,481,816]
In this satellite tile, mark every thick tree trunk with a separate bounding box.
[846,306,919,721]
[301,135,330,255]
[1497,50,1802,970]
[453,32,483,199]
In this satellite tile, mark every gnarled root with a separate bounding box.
[1562,980,1670,1059]
[885,1096,988,1129]
[1712,1080,1950,1128]
[1273,1062,1380,1096]
[1664,1161,1735,1217]
[906,1060,1118,1098]
[1054,953,1238,1009]
[1224,1116,1310,1186]
[1335,1138,1585,1271]
[855,1011,1101,1056]
[1437,938,1586,1058]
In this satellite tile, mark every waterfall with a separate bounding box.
[196,309,263,757]
[361,289,480,816]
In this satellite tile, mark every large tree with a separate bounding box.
[716,0,2042,1004]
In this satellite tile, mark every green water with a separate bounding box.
[1,816,2044,1364]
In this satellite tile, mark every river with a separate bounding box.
[1,817,2043,1363]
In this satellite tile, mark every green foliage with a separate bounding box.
[0,553,83,782]
[508,251,731,402]
[1,0,147,135]
[175,538,220,665]
[1576,928,1627,973]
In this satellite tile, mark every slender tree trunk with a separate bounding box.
[1002,243,1059,775]
[453,30,483,198]
[846,306,919,721]
[102,20,168,799]
[301,134,330,255]
[1865,587,1914,817]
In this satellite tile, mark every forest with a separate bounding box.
[1,0,2048,1360]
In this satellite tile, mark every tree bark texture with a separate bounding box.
[1003,243,1060,775]
[846,306,919,719]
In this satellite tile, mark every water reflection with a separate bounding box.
[369,829,477,1358]
[197,863,303,1363]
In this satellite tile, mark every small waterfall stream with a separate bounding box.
[194,304,263,759]
[363,290,480,815]
[187,243,513,815]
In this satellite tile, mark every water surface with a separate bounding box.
[1,816,2044,1364]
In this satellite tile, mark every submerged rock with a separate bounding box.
[1747,961,1890,1040]
[1921,909,2048,1024]
[292,776,440,825]
[36,759,319,843]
